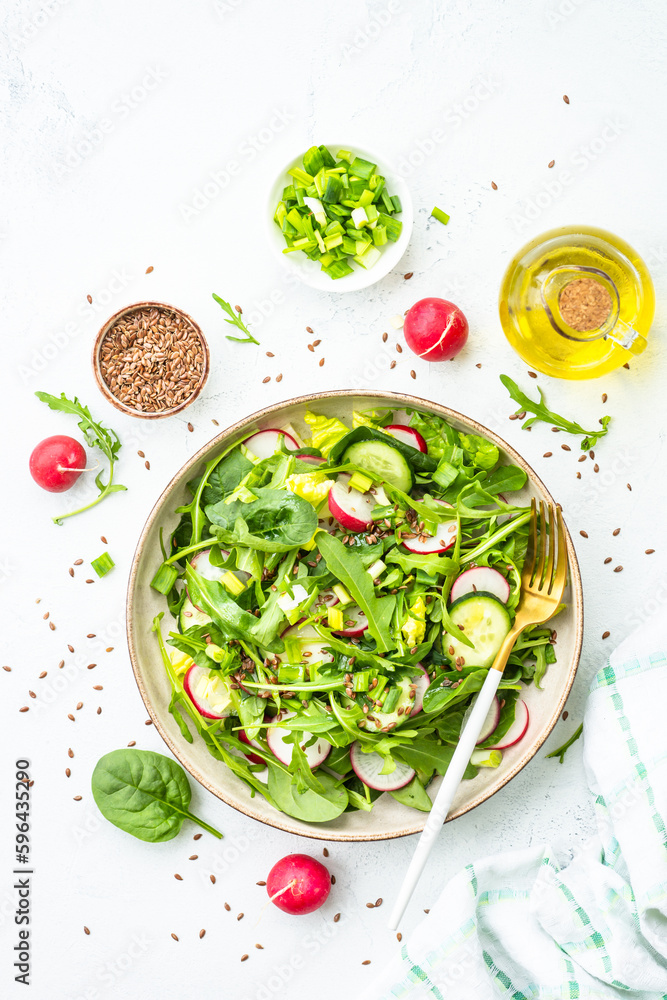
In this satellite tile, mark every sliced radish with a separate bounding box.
[267,712,331,767]
[277,622,335,667]
[490,700,529,750]
[243,428,299,460]
[183,664,233,720]
[328,474,388,532]
[236,671,273,699]
[450,566,511,604]
[349,742,415,791]
[314,588,339,609]
[295,451,325,466]
[402,499,458,554]
[460,694,501,745]
[385,424,428,454]
[410,665,430,716]
[334,605,368,638]
[238,729,264,766]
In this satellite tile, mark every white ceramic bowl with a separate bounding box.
[266,143,413,292]
[127,391,583,842]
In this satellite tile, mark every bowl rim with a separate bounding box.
[91,300,210,420]
[265,142,414,293]
[126,389,583,841]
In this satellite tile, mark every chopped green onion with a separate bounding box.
[332,584,353,606]
[328,606,344,631]
[151,563,178,595]
[431,206,450,225]
[349,156,376,180]
[348,470,374,493]
[221,571,246,596]
[91,552,115,577]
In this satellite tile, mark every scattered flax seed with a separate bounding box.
[262,376,271,383]
[68,714,75,721]
[145,719,152,725]
[578,455,587,463]
[87,294,93,304]
[334,913,341,923]
[145,266,154,274]
[199,929,206,939]
[68,645,74,652]
[491,181,498,190]
[212,876,218,886]
[424,909,430,914]
[237,913,244,921]
[76,702,83,710]
[307,344,315,352]
[193,834,203,842]
[29,691,36,699]
[3,665,10,672]
[100,536,107,544]
[396,344,403,353]
[73,795,82,801]
[602,631,610,639]
[174,874,183,881]
[579,530,588,538]
[331,875,336,885]
[189,855,198,861]
[563,94,570,104]
[256,880,266,886]
[19,707,29,713]
[613,528,620,536]
[265,351,275,358]
[561,444,571,452]
[627,483,632,491]
[366,902,375,909]
[84,926,90,935]
[382,332,388,343]
[106,647,113,652]
[390,360,396,369]
[318,357,325,367]
[212,419,219,426]
[397,933,402,942]
[623,363,630,370]
[323,848,329,857]
[96,707,102,715]
[85,580,94,585]
[39,671,47,679]
[69,568,74,577]
[127,741,136,747]
[306,326,314,334]
[43,612,49,620]
[87,633,96,639]
[476,363,482,368]
[593,464,599,473]
[145,461,151,470]
[241,954,249,962]
[171,933,179,942]
[187,422,194,432]
[313,339,321,347]
[87,664,96,670]
[646,549,655,554]
[410,370,416,379]
[604,557,612,564]
[68,748,74,758]
[543,452,552,458]
[65,768,71,777]
[255,943,264,950]
[548,159,555,168]
[528,371,538,379]
[563,711,569,721]
[589,450,595,459]
[362,960,371,966]
[404,272,413,279]
[275,373,283,382]
[375,898,383,907]
[614,566,623,573]
[602,393,608,403]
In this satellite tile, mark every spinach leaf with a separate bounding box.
[315,532,396,652]
[200,449,254,506]
[266,764,349,821]
[389,776,433,812]
[91,749,222,842]
[328,425,437,474]
[206,488,318,552]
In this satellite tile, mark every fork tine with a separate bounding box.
[522,499,537,587]
[534,501,547,588]
[543,503,556,592]
[550,506,568,599]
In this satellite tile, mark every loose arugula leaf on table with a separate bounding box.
[91,748,222,842]
[34,391,127,524]
[212,293,259,345]
[499,375,611,450]
[546,723,583,763]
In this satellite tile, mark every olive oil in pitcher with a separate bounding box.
[499,226,655,379]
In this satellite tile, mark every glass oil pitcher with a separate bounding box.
[499,226,655,379]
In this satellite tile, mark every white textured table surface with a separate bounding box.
[2,1,666,997]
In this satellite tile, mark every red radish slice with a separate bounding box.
[238,729,264,765]
[328,474,387,532]
[402,499,458,554]
[267,712,332,767]
[183,665,233,720]
[349,742,415,791]
[277,622,335,666]
[243,428,299,460]
[460,695,501,745]
[237,672,273,699]
[334,605,368,638]
[490,700,529,750]
[450,566,510,604]
[295,452,325,465]
[410,665,430,716]
[314,589,339,609]
[385,424,428,454]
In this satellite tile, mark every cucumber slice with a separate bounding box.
[179,597,213,632]
[342,440,413,492]
[446,594,511,668]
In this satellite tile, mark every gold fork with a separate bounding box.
[388,499,569,930]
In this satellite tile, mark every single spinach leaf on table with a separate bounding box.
[91,749,222,842]
[206,487,318,552]
[315,531,396,652]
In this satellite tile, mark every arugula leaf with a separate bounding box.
[34,391,127,524]
[546,722,583,763]
[499,375,611,450]
[91,748,222,842]
[212,294,259,344]
[206,488,318,552]
[385,549,458,576]
[315,532,396,652]
[185,564,282,651]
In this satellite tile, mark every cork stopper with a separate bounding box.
[558,278,612,332]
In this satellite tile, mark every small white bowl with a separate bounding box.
[266,142,413,293]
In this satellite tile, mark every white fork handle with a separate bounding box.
[387,667,503,930]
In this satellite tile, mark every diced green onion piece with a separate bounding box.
[349,156,376,179]
[431,206,450,225]
[91,552,115,578]
[282,184,296,201]
[380,189,395,213]
[337,149,353,162]
[391,195,402,213]
[350,206,368,228]
[324,234,343,250]
[470,748,503,768]
[352,670,371,692]
[332,584,353,606]
[328,606,345,631]
[151,563,178,595]
[353,245,382,269]
[367,559,386,579]
[358,188,374,207]
[322,259,354,279]
[318,144,336,168]
[314,230,325,253]
[319,251,335,268]
[221,571,246,596]
[383,686,401,713]
[288,166,314,186]
[293,237,314,248]
[378,212,402,242]
[348,470,374,493]
[303,145,324,175]
[372,225,388,247]
[322,176,342,203]
[355,239,371,256]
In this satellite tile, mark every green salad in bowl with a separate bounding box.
[147,404,563,826]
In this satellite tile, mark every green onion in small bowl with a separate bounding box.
[266,142,413,292]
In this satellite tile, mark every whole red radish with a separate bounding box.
[266,853,331,915]
[404,297,469,362]
[29,436,88,493]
